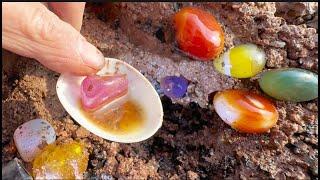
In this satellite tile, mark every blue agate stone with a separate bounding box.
[160,76,188,98]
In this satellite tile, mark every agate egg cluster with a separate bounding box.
[8,5,319,180]
[53,6,318,141]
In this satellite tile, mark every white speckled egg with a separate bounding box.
[13,119,56,162]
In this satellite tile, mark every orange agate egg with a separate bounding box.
[213,90,278,133]
[174,7,224,61]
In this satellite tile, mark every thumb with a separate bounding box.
[2,2,105,75]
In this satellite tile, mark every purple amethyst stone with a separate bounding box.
[160,76,188,98]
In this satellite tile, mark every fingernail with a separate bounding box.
[78,38,105,69]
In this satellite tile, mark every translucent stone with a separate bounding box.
[81,74,128,111]
[32,141,89,179]
[13,119,56,162]
[258,68,318,102]
[160,76,188,98]
[214,44,266,78]
[174,7,224,61]
[2,158,33,180]
[213,89,278,133]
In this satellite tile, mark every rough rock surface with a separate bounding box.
[2,2,318,179]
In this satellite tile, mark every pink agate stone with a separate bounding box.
[80,74,129,111]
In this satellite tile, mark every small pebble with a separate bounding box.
[13,119,56,162]
[187,170,200,180]
[100,173,114,180]
[91,159,99,167]
[311,166,318,176]
[75,127,90,138]
[270,41,286,48]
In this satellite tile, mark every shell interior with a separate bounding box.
[56,58,163,143]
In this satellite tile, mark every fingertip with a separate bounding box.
[77,37,105,70]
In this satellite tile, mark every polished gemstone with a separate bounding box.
[13,119,56,162]
[214,44,266,78]
[32,141,89,179]
[213,89,278,133]
[81,74,128,111]
[258,68,318,102]
[160,76,188,98]
[174,7,224,61]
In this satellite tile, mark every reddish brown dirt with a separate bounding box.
[2,2,318,179]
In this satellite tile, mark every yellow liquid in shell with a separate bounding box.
[79,100,145,135]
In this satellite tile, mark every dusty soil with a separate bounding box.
[2,2,318,179]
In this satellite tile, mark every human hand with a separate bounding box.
[2,2,105,75]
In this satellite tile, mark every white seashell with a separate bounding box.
[13,119,56,162]
[56,58,163,143]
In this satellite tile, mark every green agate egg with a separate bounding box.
[258,68,318,102]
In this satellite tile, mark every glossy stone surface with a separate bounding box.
[13,119,56,162]
[81,74,128,111]
[2,158,33,180]
[213,89,278,133]
[174,7,224,61]
[214,44,266,78]
[32,141,89,179]
[160,76,188,98]
[258,68,318,102]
